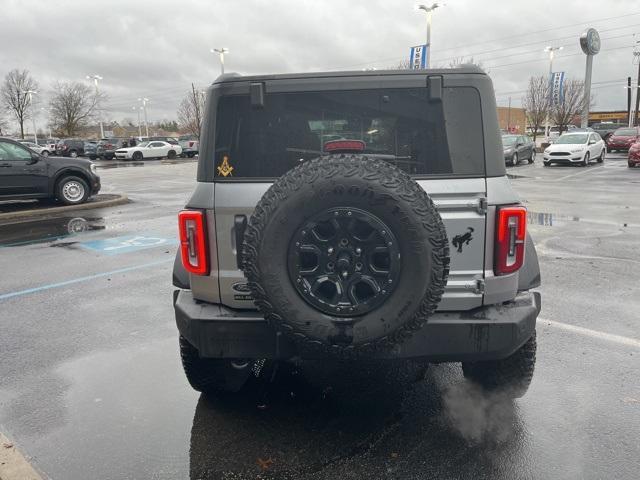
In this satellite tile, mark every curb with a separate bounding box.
[0,433,42,480]
[0,194,129,221]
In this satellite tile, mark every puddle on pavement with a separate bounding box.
[528,211,637,228]
[96,162,145,169]
[0,216,106,247]
[95,159,194,169]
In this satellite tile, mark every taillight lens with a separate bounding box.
[178,210,208,275]
[494,206,527,276]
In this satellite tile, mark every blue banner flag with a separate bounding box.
[409,45,428,69]
[549,71,565,105]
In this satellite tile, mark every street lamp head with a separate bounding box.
[415,3,442,12]
[212,47,229,54]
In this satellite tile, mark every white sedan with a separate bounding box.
[114,141,182,160]
[19,141,51,156]
[543,132,606,167]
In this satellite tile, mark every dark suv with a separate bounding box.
[96,137,129,160]
[173,68,541,399]
[56,139,86,157]
[0,138,100,204]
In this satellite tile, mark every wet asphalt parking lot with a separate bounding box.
[1,154,639,480]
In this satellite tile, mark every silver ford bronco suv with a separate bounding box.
[173,67,541,398]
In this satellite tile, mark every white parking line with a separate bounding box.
[539,318,640,349]
[554,165,605,182]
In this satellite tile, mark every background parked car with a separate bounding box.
[548,124,577,139]
[628,141,640,168]
[606,127,640,152]
[502,134,535,165]
[543,132,606,167]
[19,141,51,156]
[0,137,100,205]
[138,136,179,145]
[115,140,182,160]
[591,122,627,142]
[55,139,85,157]
[96,137,128,160]
[178,135,199,158]
[84,141,98,160]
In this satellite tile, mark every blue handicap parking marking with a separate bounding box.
[80,234,177,255]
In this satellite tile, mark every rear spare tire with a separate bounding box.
[242,154,450,355]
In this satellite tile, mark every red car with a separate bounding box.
[607,127,640,152]
[628,141,640,168]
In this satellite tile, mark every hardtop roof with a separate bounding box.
[212,66,487,84]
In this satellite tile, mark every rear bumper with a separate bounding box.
[174,290,541,362]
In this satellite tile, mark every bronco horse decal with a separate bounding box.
[452,227,474,253]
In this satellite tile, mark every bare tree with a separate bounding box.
[1,69,38,139]
[177,84,205,138]
[49,81,104,137]
[550,79,586,135]
[523,76,550,141]
[0,111,8,136]
[448,56,485,71]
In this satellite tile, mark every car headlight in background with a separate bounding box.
[90,164,97,174]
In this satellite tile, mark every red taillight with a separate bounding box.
[494,206,527,276]
[188,141,194,147]
[178,210,208,275]
[323,140,366,153]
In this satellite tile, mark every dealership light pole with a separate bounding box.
[86,75,104,138]
[211,48,229,75]
[138,98,149,137]
[23,90,38,144]
[133,106,142,137]
[579,29,601,128]
[633,42,640,126]
[41,107,52,139]
[414,3,442,68]
[544,46,563,139]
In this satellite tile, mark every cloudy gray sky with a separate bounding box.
[1,0,639,133]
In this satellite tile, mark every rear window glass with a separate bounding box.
[214,87,484,178]
[614,128,637,136]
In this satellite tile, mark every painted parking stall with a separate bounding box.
[80,234,177,255]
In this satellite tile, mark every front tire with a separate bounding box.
[132,151,143,161]
[41,150,49,157]
[511,152,518,166]
[582,152,590,167]
[69,150,78,158]
[597,149,605,163]
[528,150,535,164]
[56,176,89,205]
[462,332,537,398]
[179,336,255,394]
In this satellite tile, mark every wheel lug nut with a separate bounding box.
[355,247,362,254]
[328,247,334,254]
[342,271,348,278]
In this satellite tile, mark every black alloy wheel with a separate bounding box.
[287,207,401,317]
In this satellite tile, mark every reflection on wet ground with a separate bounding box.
[189,360,526,479]
[0,216,105,246]
[528,210,637,228]
[95,159,195,169]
